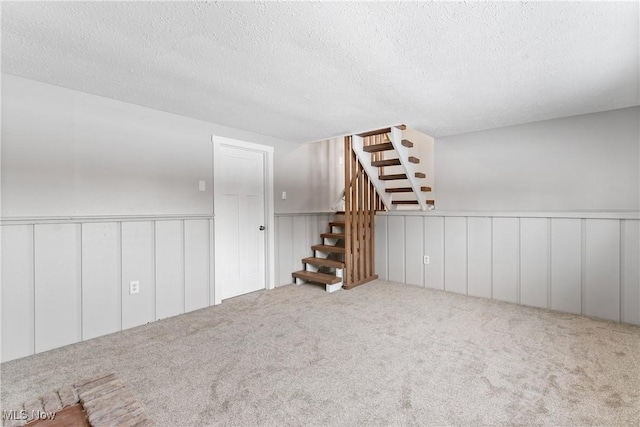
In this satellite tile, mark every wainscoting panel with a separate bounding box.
[318,215,330,239]
[121,221,155,330]
[444,217,467,294]
[305,216,320,254]
[275,215,294,286]
[155,221,185,320]
[375,215,388,281]
[550,219,582,314]
[467,217,492,298]
[405,216,424,287]
[292,216,307,274]
[1,225,35,362]
[520,218,549,309]
[585,219,620,322]
[388,216,405,283]
[492,218,519,304]
[1,215,216,363]
[423,217,444,290]
[34,223,82,353]
[184,220,210,313]
[376,212,640,325]
[81,222,121,340]
[622,220,640,324]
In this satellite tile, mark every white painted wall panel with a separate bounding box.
[375,215,388,280]
[121,221,155,329]
[318,214,330,237]
[387,216,405,283]
[444,217,467,294]
[306,215,320,249]
[292,216,308,270]
[467,217,492,298]
[184,220,210,312]
[492,218,519,303]
[209,219,215,306]
[520,218,549,309]
[81,222,120,340]
[585,219,621,321]
[34,224,81,353]
[550,219,582,314]
[274,218,280,286]
[1,225,35,362]
[622,220,640,325]
[155,221,184,320]
[405,216,423,287]
[424,217,444,290]
[277,216,294,286]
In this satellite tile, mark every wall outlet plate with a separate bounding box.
[129,280,140,294]
[423,255,430,265]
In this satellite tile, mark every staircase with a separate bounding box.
[292,214,346,292]
[352,125,434,211]
[292,124,434,292]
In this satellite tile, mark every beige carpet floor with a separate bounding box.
[1,280,639,426]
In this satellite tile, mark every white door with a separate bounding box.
[214,142,266,300]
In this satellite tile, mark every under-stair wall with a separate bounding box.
[274,213,333,286]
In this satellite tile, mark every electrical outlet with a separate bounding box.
[423,255,430,265]
[129,280,140,294]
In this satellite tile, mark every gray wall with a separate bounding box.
[375,212,640,325]
[435,107,639,211]
[1,74,343,218]
[274,139,343,214]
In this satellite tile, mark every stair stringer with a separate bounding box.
[351,135,394,210]
[389,127,428,211]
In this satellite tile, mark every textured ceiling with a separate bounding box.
[2,1,638,142]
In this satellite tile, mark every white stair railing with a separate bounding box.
[389,127,428,211]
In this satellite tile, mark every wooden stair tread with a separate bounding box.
[372,158,400,167]
[357,125,406,138]
[380,172,426,180]
[408,156,419,164]
[329,221,345,227]
[392,199,435,205]
[362,139,413,153]
[321,232,345,239]
[392,200,418,205]
[386,186,432,193]
[292,270,342,285]
[312,244,346,253]
[363,142,393,153]
[302,257,345,268]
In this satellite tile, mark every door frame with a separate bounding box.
[212,135,275,305]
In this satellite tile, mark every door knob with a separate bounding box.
[259,225,266,231]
